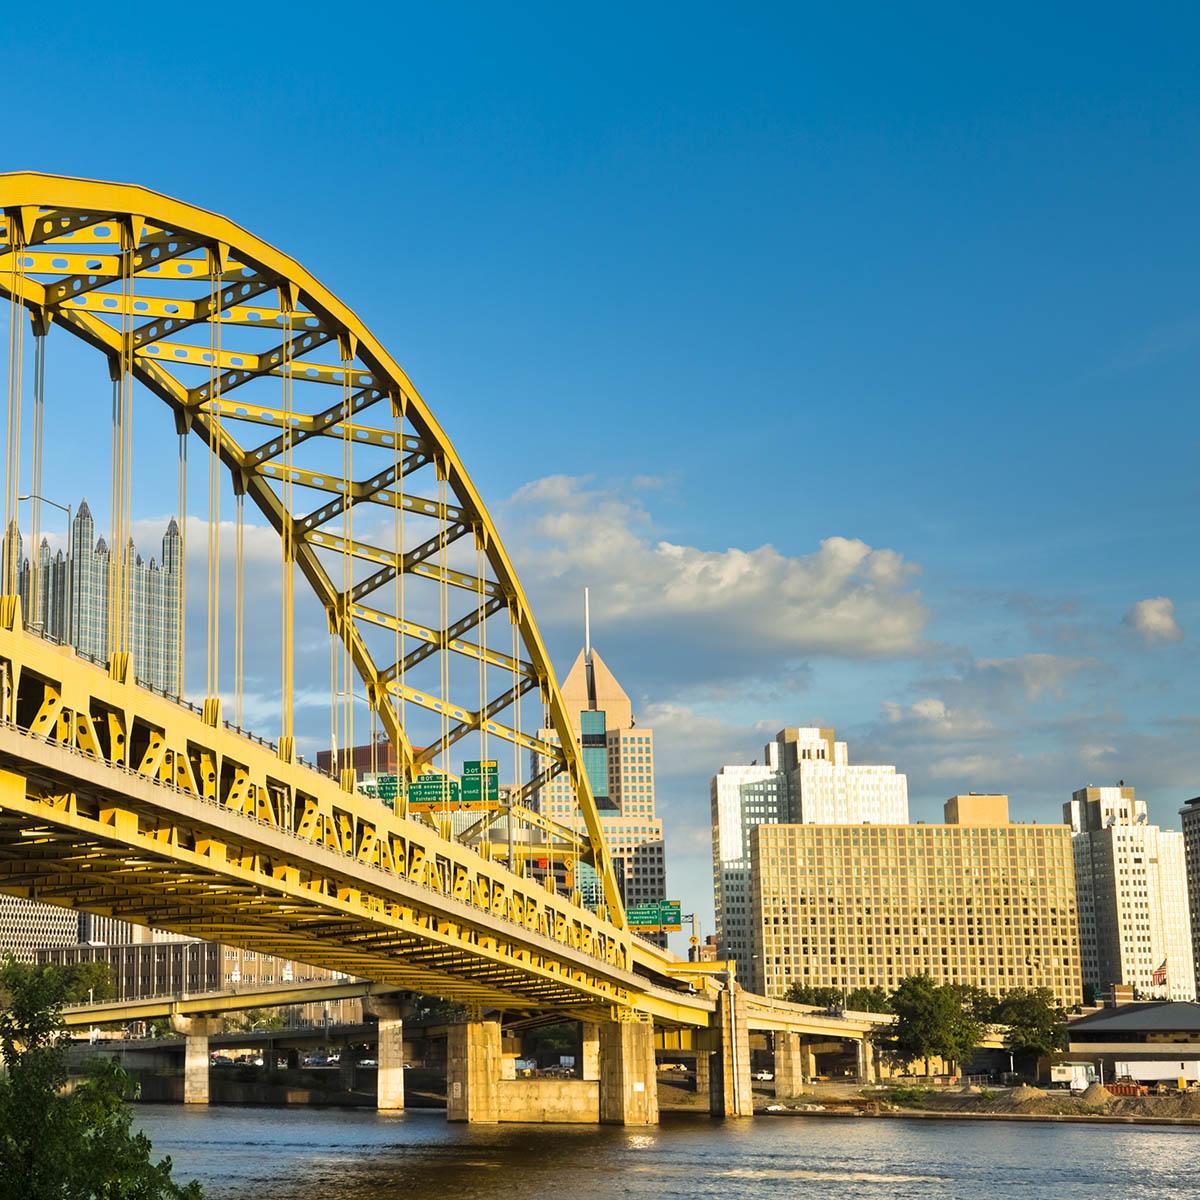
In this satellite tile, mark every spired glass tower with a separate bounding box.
[15,499,182,697]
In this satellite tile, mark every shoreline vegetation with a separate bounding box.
[757,1083,1200,1128]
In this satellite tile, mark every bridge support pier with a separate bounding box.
[774,1031,806,1099]
[580,1022,601,1081]
[856,1036,877,1084]
[599,1018,658,1126]
[447,1016,501,1123]
[169,1015,221,1104]
[710,986,752,1117]
[366,998,406,1111]
[694,1049,711,1098]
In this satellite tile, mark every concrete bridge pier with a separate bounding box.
[169,1014,222,1104]
[856,1036,877,1084]
[773,1031,805,1099]
[366,997,406,1111]
[447,1015,501,1122]
[598,1018,658,1126]
[710,986,752,1117]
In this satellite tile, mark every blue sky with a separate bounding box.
[3,3,1198,940]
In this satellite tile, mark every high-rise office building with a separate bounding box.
[1067,785,1195,1002]
[0,895,81,962]
[2,502,182,963]
[750,794,1084,1005]
[14,499,181,696]
[530,640,666,942]
[710,727,908,965]
[1179,795,1200,983]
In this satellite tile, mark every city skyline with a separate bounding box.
[0,8,1194,951]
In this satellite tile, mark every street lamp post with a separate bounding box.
[16,493,72,637]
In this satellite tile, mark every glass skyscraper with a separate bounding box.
[13,499,182,697]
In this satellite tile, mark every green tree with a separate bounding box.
[875,975,983,1074]
[994,988,1068,1060]
[783,983,844,1008]
[0,957,202,1200]
[844,986,892,1013]
[947,983,999,1024]
[228,1007,285,1032]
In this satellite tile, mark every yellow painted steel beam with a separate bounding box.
[0,172,625,926]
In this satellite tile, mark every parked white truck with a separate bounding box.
[1115,1060,1200,1084]
[1049,1062,1097,1091]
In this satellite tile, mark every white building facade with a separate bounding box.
[1067,785,1196,1003]
[710,727,908,968]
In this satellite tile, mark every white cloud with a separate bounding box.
[881,696,991,738]
[1124,596,1183,644]
[501,475,928,673]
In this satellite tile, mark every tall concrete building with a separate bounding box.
[1067,785,1195,1003]
[1179,795,1200,983]
[14,499,181,696]
[750,794,1084,1005]
[531,642,666,941]
[1,503,181,964]
[710,728,908,967]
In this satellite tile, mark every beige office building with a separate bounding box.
[531,643,666,939]
[1068,785,1195,1002]
[750,794,1084,1006]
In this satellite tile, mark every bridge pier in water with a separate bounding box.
[773,1031,806,1099]
[366,998,406,1112]
[169,1015,222,1105]
[598,1019,658,1126]
[709,987,753,1117]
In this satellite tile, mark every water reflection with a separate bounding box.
[135,1105,1200,1200]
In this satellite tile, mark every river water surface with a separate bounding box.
[136,1105,1199,1199]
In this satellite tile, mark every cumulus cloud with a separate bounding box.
[1124,596,1183,644]
[881,696,991,738]
[500,475,928,681]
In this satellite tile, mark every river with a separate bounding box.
[135,1105,1199,1198]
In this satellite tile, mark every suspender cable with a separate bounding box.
[205,265,222,702]
[279,302,295,752]
[511,607,521,875]
[477,535,488,856]
[340,340,354,769]
[392,394,406,809]
[438,468,450,825]
[28,322,45,628]
[177,429,188,697]
[4,235,27,598]
[234,487,245,727]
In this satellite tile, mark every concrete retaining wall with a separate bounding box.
[496,1078,600,1122]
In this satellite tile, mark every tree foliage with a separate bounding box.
[228,1007,285,1032]
[844,986,892,1014]
[0,957,202,1200]
[875,974,983,1072]
[783,984,844,1008]
[994,987,1068,1059]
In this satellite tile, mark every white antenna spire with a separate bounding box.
[584,586,591,664]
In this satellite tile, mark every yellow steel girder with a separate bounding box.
[0,172,626,927]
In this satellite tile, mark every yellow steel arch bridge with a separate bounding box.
[0,172,715,1024]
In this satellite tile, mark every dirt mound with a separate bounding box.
[1080,1083,1113,1107]
[1010,1085,1047,1103]
[958,1084,982,1095]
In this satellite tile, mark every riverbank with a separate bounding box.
[757,1083,1200,1128]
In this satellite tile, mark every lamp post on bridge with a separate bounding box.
[16,493,72,636]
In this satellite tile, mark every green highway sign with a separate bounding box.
[408,772,460,809]
[627,900,683,931]
[462,760,499,804]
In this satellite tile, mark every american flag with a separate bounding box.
[1151,959,1168,987]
